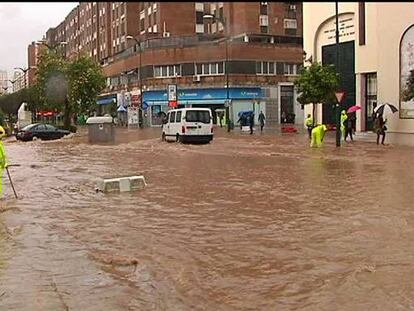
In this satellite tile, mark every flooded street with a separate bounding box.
[1,127,414,310]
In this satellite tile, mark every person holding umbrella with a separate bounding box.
[373,103,398,145]
[344,112,354,141]
[374,114,387,145]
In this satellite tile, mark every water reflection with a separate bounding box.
[0,128,414,310]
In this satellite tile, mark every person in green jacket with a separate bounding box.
[304,114,313,139]
[340,110,348,141]
[0,126,8,197]
[310,124,328,148]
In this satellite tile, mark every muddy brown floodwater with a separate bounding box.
[1,127,414,310]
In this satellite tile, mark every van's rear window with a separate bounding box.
[185,111,210,123]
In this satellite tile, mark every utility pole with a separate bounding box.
[335,1,341,147]
[126,35,143,128]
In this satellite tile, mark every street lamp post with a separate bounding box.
[14,67,29,89]
[126,35,144,128]
[335,1,341,147]
[203,13,231,131]
[37,40,68,57]
[7,79,17,93]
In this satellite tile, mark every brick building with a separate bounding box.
[38,2,304,127]
[27,41,48,87]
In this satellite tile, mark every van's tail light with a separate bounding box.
[182,126,185,134]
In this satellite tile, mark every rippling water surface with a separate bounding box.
[1,127,414,310]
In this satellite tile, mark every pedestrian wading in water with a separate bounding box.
[374,114,387,145]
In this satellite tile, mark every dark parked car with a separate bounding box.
[16,123,71,141]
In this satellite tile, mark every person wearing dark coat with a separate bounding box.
[344,113,354,142]
[258,111,265,132]
[249,113,255,135]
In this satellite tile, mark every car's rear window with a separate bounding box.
[185,111,210,123]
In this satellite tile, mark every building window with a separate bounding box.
[287,4,297,19]
[283,63,297,75]
[260,2,268,15]
[284,18,297,29]
[256,61,277,75]
[154,65,181,78]
[196,11,204,24]
[366,73,377,128]
[284,18,297,35]
[260,26,269,34]
[140,18,145,31]
[195,62,225,76]
[195,2,204,12]
[196,24,204,33]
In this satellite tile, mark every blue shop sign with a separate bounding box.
[97,94,117,105]
[142,87,263,103]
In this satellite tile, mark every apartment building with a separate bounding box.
[37,2,304,127]
[12,71,25,93]
[0,70,8,95]
[27,41,48,87]
[101,2,304,127]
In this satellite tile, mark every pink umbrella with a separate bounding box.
[347,105,361,113]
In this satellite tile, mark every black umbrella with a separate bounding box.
[374,103,398,116]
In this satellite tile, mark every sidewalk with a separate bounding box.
[352,131,377,143]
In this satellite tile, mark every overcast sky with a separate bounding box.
[0,2,77,82]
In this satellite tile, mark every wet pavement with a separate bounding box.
[1,126,414,310]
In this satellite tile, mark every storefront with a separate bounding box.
[142,87,264,127]
[97,94,117,116]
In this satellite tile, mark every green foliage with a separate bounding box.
[0,86,38,115]
[35,50,106,129]
[294,62,339,106]
[67,55,106,116]
[403,69,414,101]
[36,50,68,110]
[0,108,5,126]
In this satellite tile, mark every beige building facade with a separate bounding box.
[303,2,414,146]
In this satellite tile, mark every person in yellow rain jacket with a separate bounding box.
[340,110,348,141]
[310,124,328,148]
[304,114,313,139]
[0,126,7,197]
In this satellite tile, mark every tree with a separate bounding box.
[67,55,106,124]
[294,62,339,126]
[35,50,68,112]
[36,51,106,129]
[403,69,414,102]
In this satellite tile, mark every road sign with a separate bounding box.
[335,91,346,103]
[127,106,139,125]
[168,101,178,108]
[168,84,177,101]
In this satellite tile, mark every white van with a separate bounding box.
[161,108,213,143]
